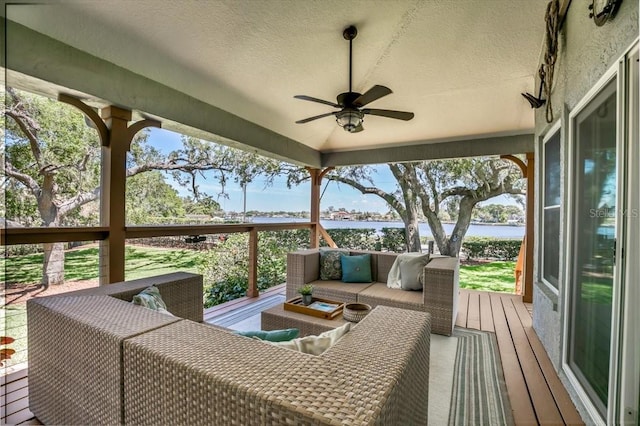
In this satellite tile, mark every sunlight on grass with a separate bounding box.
[0,253,45,285]
[2,305,28,367]
[1,245,202,286]
[459,261,516,293]
[124,246,202,280]
[1,246,203,366]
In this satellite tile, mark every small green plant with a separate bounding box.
[298,284,313,295]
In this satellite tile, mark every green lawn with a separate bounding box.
[2,305,28,367]
[1,245,202,285]
[459,261,516,293]
[1,245,203,368]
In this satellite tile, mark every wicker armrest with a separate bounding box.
[286,249,320,299]
[27,295,180,425]
[321,306,431,425]
[422,256,459,336]
[124,320,380,425]
[49,272,204,322]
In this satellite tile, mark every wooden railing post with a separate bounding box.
[247,227,259,297]
[307,167,334,248]
[523,152,534,303]
[99,106,131,285]
[58,95,159,284]
[501,153,534,303]
[308,168,321,248]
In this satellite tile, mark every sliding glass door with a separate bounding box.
[568,77,618,418]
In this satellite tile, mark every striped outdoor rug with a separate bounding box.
[448,328,514,426]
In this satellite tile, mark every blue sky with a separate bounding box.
[147,128,519,213]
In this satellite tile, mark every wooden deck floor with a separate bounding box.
[457,289,583,425]
[2,287,584,425]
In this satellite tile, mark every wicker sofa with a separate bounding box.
[28,272,431,425]
[286,249,459,336]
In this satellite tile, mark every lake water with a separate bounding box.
[251,216,525,239]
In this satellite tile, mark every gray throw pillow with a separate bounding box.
[399,254,430,291]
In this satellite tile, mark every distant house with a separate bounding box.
[330,211,351,221]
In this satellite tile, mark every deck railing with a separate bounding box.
[2,221,337,373]
[1,221,336,297]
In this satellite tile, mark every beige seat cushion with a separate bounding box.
[358,283,424,310]
[310,280,375,303]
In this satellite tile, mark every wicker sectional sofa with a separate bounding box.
[286,249,459,336]
[27,272,431,425]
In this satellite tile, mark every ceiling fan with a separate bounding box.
[294,25,414,133]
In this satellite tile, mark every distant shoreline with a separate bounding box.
[252,217,525,238]
[257,217,525,227]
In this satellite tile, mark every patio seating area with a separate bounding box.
[1,286,584,425]
[286,249,459,336]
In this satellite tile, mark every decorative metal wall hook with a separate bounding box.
[522,92,546,109]
[521,71,546,109]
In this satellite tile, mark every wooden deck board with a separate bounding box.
[501,296,564,424]
[455,289,468,328]
[203,283,285,321]
[466,290,481,330]
[512,298,584,425]
[489,291,539,425]
[1,368,34,425]
[479,291,494,332]
[4,288,584,426]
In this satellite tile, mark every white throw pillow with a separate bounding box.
[387,253,430,289]
[400,254,430,290]
[269,322,351,355]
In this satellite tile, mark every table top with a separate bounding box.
[262,303,347,326]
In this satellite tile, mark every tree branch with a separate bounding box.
[326,174,405,215]
[5,110,44,168]
[126,161,234,177]
[2,162,41,194]
[58,188,100,217]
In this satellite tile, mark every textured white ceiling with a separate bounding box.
[7,0,547,153]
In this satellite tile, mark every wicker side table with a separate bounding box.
[261,304,348,337]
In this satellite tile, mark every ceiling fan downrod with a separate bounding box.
[343,25,358,94]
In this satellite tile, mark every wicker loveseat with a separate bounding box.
[28,272,431,425]
[286,249,459,336]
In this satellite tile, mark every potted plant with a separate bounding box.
[298,284,313,305]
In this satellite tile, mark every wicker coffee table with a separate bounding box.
[261,304,348,337]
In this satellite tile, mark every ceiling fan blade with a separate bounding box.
[294,95,341,108]
[363,108,414,121]
[353,85,392,107]
[295,112,337,124]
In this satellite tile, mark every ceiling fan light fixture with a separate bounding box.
[336,109,363,132]
[294,25,413,131]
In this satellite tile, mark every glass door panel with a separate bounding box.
[569,78,617,417]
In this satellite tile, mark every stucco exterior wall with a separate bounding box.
[532,1,638,424]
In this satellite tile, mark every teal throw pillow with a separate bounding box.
[341,254,372,283]
[320,250,347,280]
[235,328,299,342]
[131,285,174,316]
